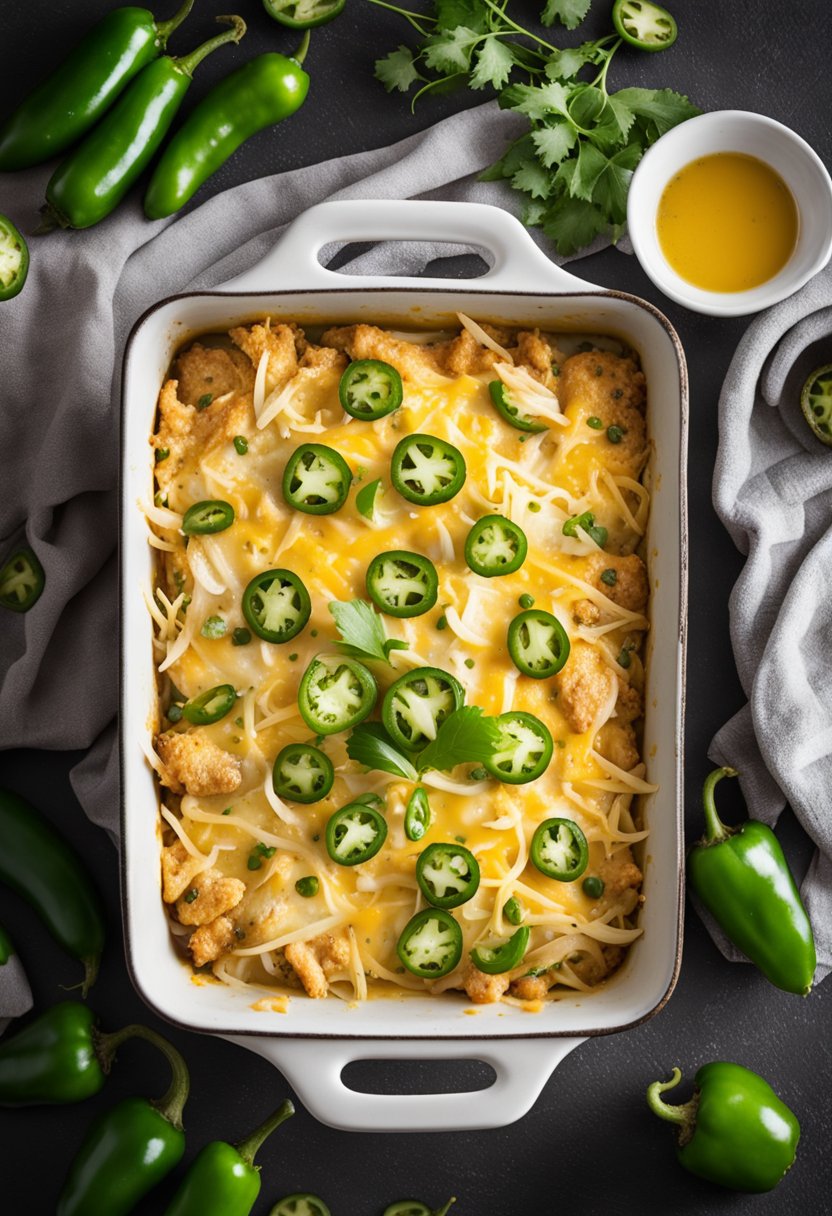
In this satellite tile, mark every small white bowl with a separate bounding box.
[627,110,832,316]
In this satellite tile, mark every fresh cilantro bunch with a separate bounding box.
[348,706,500,778]
[371,0,698,255]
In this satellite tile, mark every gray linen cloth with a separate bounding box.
[710,262,832,984]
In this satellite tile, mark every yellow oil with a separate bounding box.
[656,152,798,292]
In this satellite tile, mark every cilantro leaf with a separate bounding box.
[542,196,608,256]
[423,26,480,74]
[545,43,603,80]
[506,80,571,122]
[375,46,422,94]
[356,477,382,520]
[418,706,501,773]
[531,121,577,168]
[540,0,592,29]
[568,140,607,201]
[434,0,489,31]
[592,142,643,224]
[347,722,419,781]
[329,600,409,665]
[612,87,700,139]
[470,35,517,91]
[512,157,553,200]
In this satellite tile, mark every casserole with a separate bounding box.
[121,199,688,1131]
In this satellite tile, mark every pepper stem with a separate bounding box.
[435,1201,457,1216]
[701,766,738,845]
[292,29,311,65]
[174,14,247,78]
[646,1067,698,1135]
[95,1024,190,1130]
[155,0,196,47]
[234,1099,295,1167]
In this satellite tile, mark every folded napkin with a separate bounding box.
[710,263,832,983]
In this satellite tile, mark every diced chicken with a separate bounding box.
[283,931,351,999]
[572,598,600,626]
[153,376,251,494]
[156,729,242,797]
[462,962,511,1004]
[189,915,236,967]
[596,721,640,771]
[508,973,549,1001]
[553,641,616,734]
[441,329,501,377]
[299,344,348,373]
[510,330,560,383]
[321,324,442,381]
[175,869,246,926]
[559,350,648,478]
[230,321,303,389]
[616,680,643,724]
[509,945,624,999]
[161,840,206,903]
[584,552,648,615]
[599,848,643,910]
[172,343,253,408]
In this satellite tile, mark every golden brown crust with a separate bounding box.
[156,730,242,797]
[153,377,252,495]
[230,321,304,385]
[462,962,511,1004]
[284,931,351,999]
[559,350,647,478]
[189,916,236,967]
[321,323,443,380]
[596,721,640,771]
[172,343,253,407]
[553,640,617,734]
[175,870,246,926]
[584,553,648,615]
[161,841,205,903]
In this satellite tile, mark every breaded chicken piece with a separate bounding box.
[172,343,253,408]
[559,350,647,478]
[462,963,511,1005]
[189,916,236,967]
[175,869,246,926]
[156,729,242,797]
[441,329,501,377]
[509,946,624,1000]
[616,680,643,724]
[161,840,206,903]
[583,553,648,615]
[596,721,640,771]
[553,641,616,734]
[572,598,600,626]
[299,344,348,373]
[510,330,559,382]
[284,931,351,999]
[321,324,442,381]
[599,849,643,908]
[230,321,303,389]
[153,377,251,495]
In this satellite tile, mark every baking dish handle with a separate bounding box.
[218,200,599,295]
[228,1034,585,1132]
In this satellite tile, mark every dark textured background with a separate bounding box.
[1,0,830,1212]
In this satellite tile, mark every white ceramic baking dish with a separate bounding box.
[120,199,688,1133]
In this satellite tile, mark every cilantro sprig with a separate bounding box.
[328,599,409,666]
[370,0,698,255]
[347,705,499,778]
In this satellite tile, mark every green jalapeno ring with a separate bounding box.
[484,710,554,785]
[339,359,403,420]
[181,499,235,536]
[531,817,589,881]
[272,744,334,804]
[270,1195,332,1216]
[390,433,466,506]
[416,842,480,909]
[464,514,528,578]
[298,655,377,735]
[800,362,832,445]
[181,683,237,726]
[507,609,571,679]
[263,0,346,27]
[283,443,353,515]
[242,568,311,644]
[0,214,29,301]
[470,925,530,975]
[0,547,45,612]
[325,803,388,866]
[405,788,432,842]
[488,380,547,433]
[396,908,463,979]
[611,0,678,50]
[382,667,464,752]
[366,550,439,619]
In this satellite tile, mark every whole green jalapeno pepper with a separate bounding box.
[688,767,816,995]
[0,789,105,995]
[57,1030,190,1216]
[162,1100,295,1216]
[145,34,311,218]
[0,1001,170,1106]
[0,215,29,302]
[0,2,196,171]
[42,15,246,230]
[647,1062,800,1192]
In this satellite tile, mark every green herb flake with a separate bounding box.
[167,703,183,723]
[600,568,618,586]
[233,435,248,455]
[155,447,170,463]
[519,593,535,609]
[247,842,277,871]
[329,598,409,665]
[183,888,199,903]
[200,615,226,639]
[586,415,604,429]
[222,807,233,815]
[464,658,475,669]
[607,424,625,444]
[196,393,213,410]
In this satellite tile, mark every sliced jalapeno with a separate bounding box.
[488,380,547,433]
[383,1204,456,1216]
[484,711,553,785]
[283,443,352,515]
[242,568,311,644]
[181,499,235,535]
[531,817,589,881]
[416,842,480,909]
[181,683,237,725]
[298,655,377,735]
[272,743,334,804]
[470,926,530,974]
[562,510,608,548]
[800,363,832,444]
[0,214,29,301]
[0,547,45,612]
[390,433,466,505]
[366,550,438,618]
[270,1195,332,1216]
[612,0,678,50]
[396,908,462,978]
[339,359,403,420]
[464,514,528,578]
[405,787,431,842]
[263,0,346,28]
[507,609,570,678]
[382,667,464,752]
[326,802,387,866]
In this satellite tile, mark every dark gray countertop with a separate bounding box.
[1,0,830,1211]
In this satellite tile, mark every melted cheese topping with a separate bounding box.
[149,323,652,1007]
